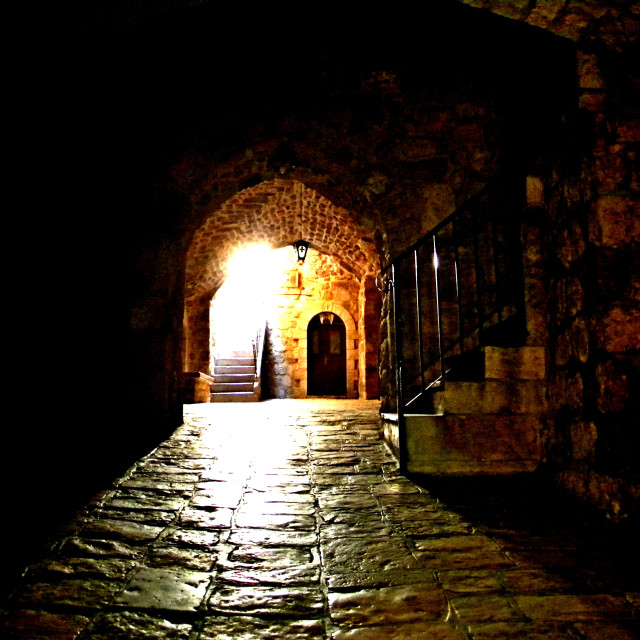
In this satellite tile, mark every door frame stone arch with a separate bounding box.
[294,302,358,399]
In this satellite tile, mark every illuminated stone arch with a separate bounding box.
[294,301,359,399]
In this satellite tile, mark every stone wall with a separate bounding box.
[262,250,366,399]
[540,49,640,519]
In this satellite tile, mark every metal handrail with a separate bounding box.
[379,174,527,459]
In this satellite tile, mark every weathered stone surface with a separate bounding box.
[178,507,234,529]
[234,512,316,531]
[328,584,447,625]
[436,570,502,595]
[228,529,317,547]
[208,585,324,617]
[414,549,514,572]
[327,571,435,591]
[147,545,216,571]
[60,537,146,559]
[570,421,598,461]
[113,567,211,611]
[80,519,164,543]
[199,615,324,640]
[589,195,640,248]
[0,610,90,640]
[597,306,640,352]
[159,527,221,548]
[236,501,316,517]
[516,594,633,621]
[216,563,320,587]
[500,570,577,595]
[242,490,315,504]
[322,537,420,573]
[526,175,545,207]
[573,621,640,640]
[82,611,193,639]
[442,381,545,414]
[468,621,577,639]
[451,594,523,624]
[317,493,379,510]
[30,557,136,581]
[320,523,393,539]
[93,507,177,526]
[12,579,121,610]
[332,621,464,639]
[405,414,543,475]
[3,401,639,638]
[191,484,246,509]
[484,347,545,380]
[371,480,421,495]
[318,508,385,525]
[120,475,200,490]
[228,546,315,566]
[105,494,187,512]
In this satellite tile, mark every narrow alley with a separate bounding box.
[1,400,638,639]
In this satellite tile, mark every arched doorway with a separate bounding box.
[307,312,346,396]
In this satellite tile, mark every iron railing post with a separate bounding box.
[432,235,446,388]
[391,264,407,472]
[414,249,425,394]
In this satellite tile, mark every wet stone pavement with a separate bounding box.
[1,399,639,639]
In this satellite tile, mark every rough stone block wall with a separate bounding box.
[262,251,363,399]
[542,49,639,519]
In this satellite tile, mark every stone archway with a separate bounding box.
[294,302,358,399]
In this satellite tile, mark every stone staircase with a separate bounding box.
[382,346,546,475]
[211,350,260,402]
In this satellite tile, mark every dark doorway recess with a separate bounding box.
[308,313,346,396]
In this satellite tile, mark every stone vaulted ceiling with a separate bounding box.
[185,180,380,301]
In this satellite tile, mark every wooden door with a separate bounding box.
[307,313,346,396]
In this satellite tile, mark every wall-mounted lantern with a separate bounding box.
[294,239,309,264]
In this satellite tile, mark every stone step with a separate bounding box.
[216,358,254,367]
[214,373,255,383]
[216,351,253,359]
[210,391,259,403]
[215,365,255,375]
[211,382,254,392]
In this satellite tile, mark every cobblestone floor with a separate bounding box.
[1,399,638,639]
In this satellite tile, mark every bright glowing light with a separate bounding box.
[211,245,292,354]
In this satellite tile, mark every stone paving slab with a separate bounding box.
[1,399,639,639]
[113,567,211,612]
[199,615,325,640]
